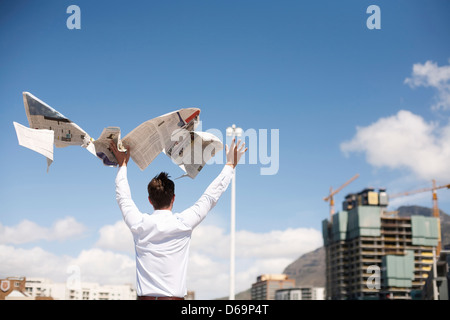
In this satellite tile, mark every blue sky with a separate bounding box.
[1,0,450,299]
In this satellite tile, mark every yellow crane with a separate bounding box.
[389,180,450,256]
[323,173,360,219]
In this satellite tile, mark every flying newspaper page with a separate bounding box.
[121,109,199,171]
[164,130,223,179]
[122,108,222,178]
[13,121,54,171]
[14,92,222,178]
[22,92,94,150]
[17,92,96,171]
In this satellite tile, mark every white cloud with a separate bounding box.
[188,224,323,299]
[341,110,450,181]
[190,224,322,260]
[0,218,136,285]
[0,244,135,286]
[95,220,134,254]
[52,217,87,240]
[0,217,86,245]
[70,248,135,285]
[404,59,450,110]
[236,228,321,259]
[0,245,71,281]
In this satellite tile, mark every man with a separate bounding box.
[110,138,247,300]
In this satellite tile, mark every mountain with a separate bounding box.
[283,246,326,287]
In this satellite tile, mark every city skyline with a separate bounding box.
[1,1,450,299]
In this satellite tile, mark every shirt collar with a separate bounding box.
[152,209,172,215]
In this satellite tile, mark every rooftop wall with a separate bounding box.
[347,206,381,239]
[411,216,439,246]
[332,210,348,242]
[323,206,382,242]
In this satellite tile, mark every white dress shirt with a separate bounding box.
[115,165,234,297]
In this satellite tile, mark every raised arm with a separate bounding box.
[110,140,130,167]
[177,139,247,229]
[225,137,248,169]
[110,141,143,230]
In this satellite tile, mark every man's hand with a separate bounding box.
[110,140,130,167]
[226,138,247,169]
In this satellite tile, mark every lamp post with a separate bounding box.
[226,124,242,300]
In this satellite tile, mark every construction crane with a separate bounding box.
[323,173,360,219]
[389,180,450,256]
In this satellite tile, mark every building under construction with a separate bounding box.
[322,188,440,300]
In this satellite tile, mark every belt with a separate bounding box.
[138,296,184,300]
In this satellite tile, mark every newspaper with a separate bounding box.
[13,121,54,172]
[22,92,94,150]
[14,92,223,178]
[165,131,223,179]
[93,127,125,166]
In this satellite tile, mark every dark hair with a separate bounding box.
[147,172,175,209]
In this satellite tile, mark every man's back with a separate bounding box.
[115,165,234,297]
[132,210,193,297]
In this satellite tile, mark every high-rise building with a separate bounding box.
[322,188,440,300]
[251,274,295,300]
